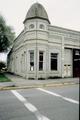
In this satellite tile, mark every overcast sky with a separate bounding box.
[0,0,80,36]
[0,0,80,61]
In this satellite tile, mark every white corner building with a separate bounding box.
[8,3,80,79]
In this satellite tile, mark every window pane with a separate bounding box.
[30,51,34,71]
[29,24,34,29]
[40,24,44,29]
[51,53,57,59]
[39,52,43,61]
[51,53,58,70]
[39,51,43,71]
[39,62,43,71]
[30,62,34,71]
[30,52,34,62]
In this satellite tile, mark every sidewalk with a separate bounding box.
[0,73,79,90]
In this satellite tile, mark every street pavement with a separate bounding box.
[0,85,79,120]
[0,73,79,90]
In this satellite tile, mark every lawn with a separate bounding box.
[0,73,11,82]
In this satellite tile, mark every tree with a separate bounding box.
[0,15,15,52]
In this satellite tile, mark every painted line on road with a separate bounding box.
[11,90,50,120]
[62,97,79,104]
[37,88,79,104]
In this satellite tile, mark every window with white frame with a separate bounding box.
[39,51,44,71]
[51,53,58,70]
[30,51,34,71]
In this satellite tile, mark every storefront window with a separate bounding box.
[39,51,43,71]
[30,51,34,71]
[51,53,58,70]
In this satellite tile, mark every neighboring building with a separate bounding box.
[7,3,80,79]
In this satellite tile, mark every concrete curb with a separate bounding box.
[0,82,79,91]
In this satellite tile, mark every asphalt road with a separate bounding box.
[0,85,79,120]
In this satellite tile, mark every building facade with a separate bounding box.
[8,3,80,79]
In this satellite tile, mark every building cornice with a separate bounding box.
[48,25,80,35]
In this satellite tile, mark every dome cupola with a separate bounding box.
[23,3,50,24]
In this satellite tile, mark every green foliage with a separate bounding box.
[0,73,11,82]
[0,34,9,52]
[0,15,15,52]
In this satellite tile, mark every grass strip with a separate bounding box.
[0,73,11,82]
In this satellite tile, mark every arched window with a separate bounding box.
[39,24,44,29]
[29,24,34,29]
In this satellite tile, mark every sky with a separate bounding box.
[0,53,7,62]
[0,0,80,61]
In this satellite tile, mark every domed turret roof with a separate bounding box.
[24,3,50,23]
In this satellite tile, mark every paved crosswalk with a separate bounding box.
[0,85,79,120]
